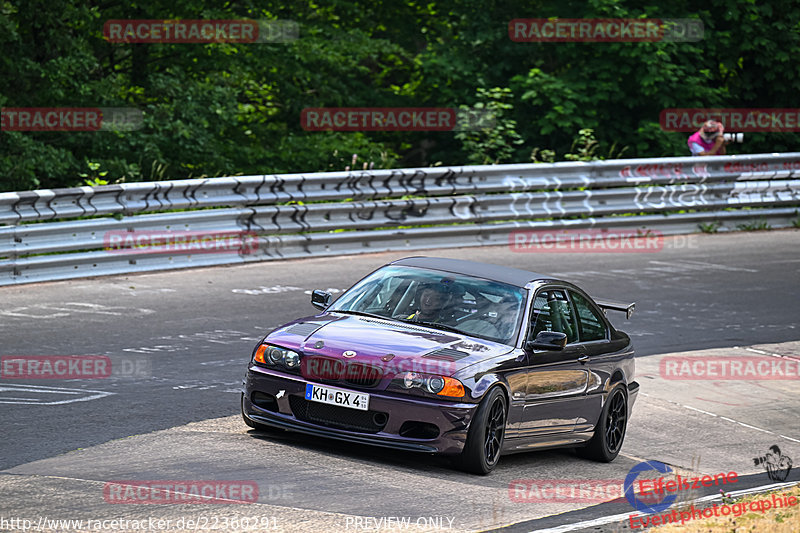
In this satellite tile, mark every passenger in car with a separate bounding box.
[406,282,453,323]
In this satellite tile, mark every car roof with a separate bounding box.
[390,256,554,287]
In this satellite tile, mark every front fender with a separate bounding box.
[469,373,510,401]
[454,349,526,403]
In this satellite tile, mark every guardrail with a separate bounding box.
[1,153,799,286]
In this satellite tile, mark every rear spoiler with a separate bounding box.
[595,299,635,320]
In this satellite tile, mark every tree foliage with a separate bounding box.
[0,0,798,192]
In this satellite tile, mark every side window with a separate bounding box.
[570,291,608,342]
[529,289,579,344]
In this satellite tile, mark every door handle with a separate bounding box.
[577,355,590,364]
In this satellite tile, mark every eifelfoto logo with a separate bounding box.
[754,445,793,482]
[624,461,677,513]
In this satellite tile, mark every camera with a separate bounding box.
[723,132,744,143]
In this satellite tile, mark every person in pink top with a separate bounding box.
[688,120,729,155]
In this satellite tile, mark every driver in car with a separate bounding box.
[407,283,452,324]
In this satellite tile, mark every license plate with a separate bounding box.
[305,383,370,411]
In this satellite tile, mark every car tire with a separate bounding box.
[456,387,507,475]
[577,383,628,462]
[241,393,276,432]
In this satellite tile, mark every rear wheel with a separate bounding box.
[577,384,627,462]
[456,387,507,475]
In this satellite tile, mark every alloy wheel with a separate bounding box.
[604,390,627,452]
[484,397,506,465]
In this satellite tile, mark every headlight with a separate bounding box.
[254,345,268,364]
[396,371,464,398]
[403,372,423,389]
[268,346,284,364]
[426,376,445,394]
[253,344,301,370]
[284,351,300,368]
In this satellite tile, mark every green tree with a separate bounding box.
[0,0,798,193]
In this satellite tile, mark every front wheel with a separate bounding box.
[577,384,628,462]
[456,387,507,475]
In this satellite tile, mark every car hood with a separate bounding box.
[264,313,513,377]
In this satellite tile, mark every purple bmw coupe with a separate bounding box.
[242,257,639,474]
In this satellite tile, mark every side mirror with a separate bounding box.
[525,331,567,351]
[311,290,332,310]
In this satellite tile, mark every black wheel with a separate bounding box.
[241,393,276,432]
[577,384,628,462]
[456,387,507,475]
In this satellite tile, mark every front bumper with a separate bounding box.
[242,365,479,455]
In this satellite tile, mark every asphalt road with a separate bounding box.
[1,230,799,532]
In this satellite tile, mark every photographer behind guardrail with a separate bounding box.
[687,119,743,156]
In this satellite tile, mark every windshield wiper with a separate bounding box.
[332,309,390,320]
[403,320,465,335]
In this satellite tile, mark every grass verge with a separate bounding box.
[646,483,800,532]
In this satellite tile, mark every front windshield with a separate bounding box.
[330,265,527,345]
